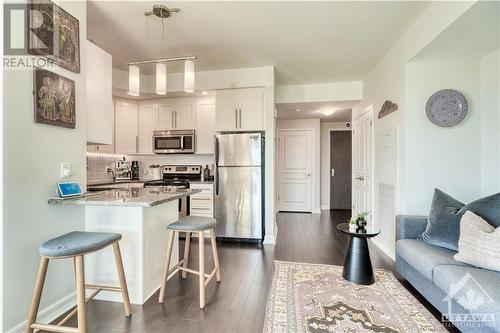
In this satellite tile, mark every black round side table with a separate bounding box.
[337,223,380,285]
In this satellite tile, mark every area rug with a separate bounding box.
[263,261,447,333]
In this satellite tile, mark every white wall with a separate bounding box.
[320,122,351,209]
[480,48,500,196]
[275,81,363,104]
[276,119,321,213]
[2,1,87,331]
[404,60,482,213]
[351,1,476,259]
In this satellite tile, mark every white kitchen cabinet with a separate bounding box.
[190,183,214,217]
[86,40,113,145]
[157,99,195,130]
[115,100,139,154]
[195,100,216,154]
[216,88,264,131]
[138,103,157,154]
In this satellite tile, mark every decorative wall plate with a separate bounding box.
[425,89,468,127]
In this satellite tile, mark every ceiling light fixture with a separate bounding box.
[156,63,167,95]
[294,109,301,112]
[127,65,140,96]
[201,91,208,95]
[126,5,198,96]
[184,60,195,93]
[321,109,336,116]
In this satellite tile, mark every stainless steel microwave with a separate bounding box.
[153,129,195,154]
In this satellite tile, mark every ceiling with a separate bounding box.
[276,101,357,122]
[87,1,429,85]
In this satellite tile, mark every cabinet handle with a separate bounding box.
[136,135,139,153]
[238,108,242,128]
[235,109,238,129]
[174,110,177,128]
[172,111,174,128]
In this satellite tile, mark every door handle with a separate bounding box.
[331,168,335,177]
[355,176,365,181]
[215,137,219,195]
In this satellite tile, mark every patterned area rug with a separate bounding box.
[263,261,447,333]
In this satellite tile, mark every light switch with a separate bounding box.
[60,162,71,178]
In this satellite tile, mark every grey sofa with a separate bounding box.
[396,215,500,333]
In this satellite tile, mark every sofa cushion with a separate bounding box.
[455,211,500,272]
[396,239,470,281]
[419,189,500,251]
[433,265,500,316]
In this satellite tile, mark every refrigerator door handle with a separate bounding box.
[215,137,220,195]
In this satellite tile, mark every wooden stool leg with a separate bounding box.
[113,241,132,316]
[182,232,191,279]
[198,231,206,309]
[209,229,221,282]
[25,257,49,333]
[159,230,176,303]
[75,255,87,333]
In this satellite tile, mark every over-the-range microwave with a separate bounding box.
[153,129,195,154]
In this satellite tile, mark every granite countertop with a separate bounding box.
[48,188,201,208]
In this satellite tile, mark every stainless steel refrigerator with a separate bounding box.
[214,132,264,242]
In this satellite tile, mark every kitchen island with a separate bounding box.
[49,187,200,304]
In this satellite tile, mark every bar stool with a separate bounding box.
[158,216,221,309]
[25,231,132,333]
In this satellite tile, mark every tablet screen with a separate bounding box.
[58,182,83,197]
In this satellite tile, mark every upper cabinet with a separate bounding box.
[115,100,139,154]
[157,99,195,130]
[138,103,157,154]
[195,99,216,154]
[216,88,264,131]
[86,40,113,145]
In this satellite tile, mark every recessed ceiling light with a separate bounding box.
[294,109,301,112]
[201,91,208,95]
[321,109,336,116]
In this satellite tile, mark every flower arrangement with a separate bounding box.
[349,211,370,229]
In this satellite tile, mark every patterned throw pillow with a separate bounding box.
[454,211,500,272]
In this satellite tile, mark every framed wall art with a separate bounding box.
[34,67,76,129]
[29,0,80,73]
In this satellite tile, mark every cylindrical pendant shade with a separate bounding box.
[156,63,167,95]
[128,65,140,96]
[184,60,195,93]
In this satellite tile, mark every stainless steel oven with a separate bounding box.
[153,129,195,154]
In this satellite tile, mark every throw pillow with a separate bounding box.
[454,211,500,272]
[419,189,500,251]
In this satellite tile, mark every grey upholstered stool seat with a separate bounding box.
[167,216,216,231]
[39,231,122,257]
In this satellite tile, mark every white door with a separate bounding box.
[138,103,157,154]
[174,103,194,129]
[195,102,216,154]
[278,130,313,212]
[353,109,373,221]
[216,94,239,131]
[157,103,175,129]
[240,89,264,130]
[115,100,138,154]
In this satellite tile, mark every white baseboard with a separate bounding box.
[312,208,321,214]
[371,238,396,261]
[8,292,76,333]
[263,234,275,245]
[320,205,330,210]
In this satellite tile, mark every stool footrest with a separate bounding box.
[204,267,219,287]
[30,323,79,333]
[85,284,122,292]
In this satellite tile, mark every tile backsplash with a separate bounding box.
[87,151,215,184]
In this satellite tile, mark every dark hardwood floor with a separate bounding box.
[49,210,455,332]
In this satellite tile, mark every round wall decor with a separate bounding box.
[425,89,468,127]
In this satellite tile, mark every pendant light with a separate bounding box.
[184,60,195,93]
[156,63,167,95]
[127,65,140,96]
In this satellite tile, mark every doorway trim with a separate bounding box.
[324,126,352,210]
[351,106,375,224]
[277,128,316,213]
